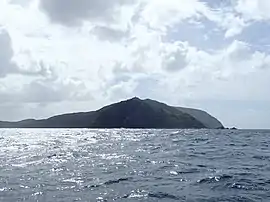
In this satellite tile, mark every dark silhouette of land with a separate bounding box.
[0,97,224,129]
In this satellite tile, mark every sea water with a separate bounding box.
[0,129,270,201]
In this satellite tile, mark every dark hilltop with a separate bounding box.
[0,97,224,129]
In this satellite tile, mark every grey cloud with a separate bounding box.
[39,0,135,26]
[92,26,130,42]
[21,78,92,104]
[0,29,53,78]
[0,77,92,105]
[0,30,19,77]
[22,80,71,103]
[201,0,233,9]
[22,61,56,78]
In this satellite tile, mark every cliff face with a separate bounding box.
[0,97,224,129]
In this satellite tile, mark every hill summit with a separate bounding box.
[0,97,224,129]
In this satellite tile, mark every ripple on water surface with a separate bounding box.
[0,129,270,201]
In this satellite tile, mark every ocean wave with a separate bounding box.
[148,191,182,200]
[197,174,233,184]
[1,129,270,201]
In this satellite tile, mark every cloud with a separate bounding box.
[161,42,188,71]
[139,0,248,40]
[0,76,92,105]
[39,0,135,26]
[174,40,270,101]
[21,77,92,103]
[0,29,54,78]
[91,26,130,42]
[0,29,19,77]
[236,0,270,21]
[9,0,32,7]
[222,13,247,38]
[1,0,270,128]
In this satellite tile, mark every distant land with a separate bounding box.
[0,97,224,129]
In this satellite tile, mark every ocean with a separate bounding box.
[0,129,270,201]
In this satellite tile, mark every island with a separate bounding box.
[0,97,224,129]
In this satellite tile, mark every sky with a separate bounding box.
[0,0,270,129]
